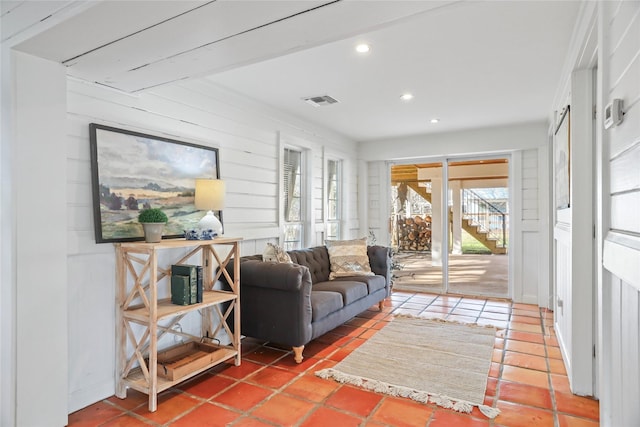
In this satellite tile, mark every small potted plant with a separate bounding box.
[138,208,168,243]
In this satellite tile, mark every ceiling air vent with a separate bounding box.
[303,95,339,107]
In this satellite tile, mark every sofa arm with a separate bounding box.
[239,260,314,347]
[368,245,392,286]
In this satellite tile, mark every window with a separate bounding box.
[326,159,341,240]
[283,148,303,250]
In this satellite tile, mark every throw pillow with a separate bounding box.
[325,237,374,280]
[262,243,292,263]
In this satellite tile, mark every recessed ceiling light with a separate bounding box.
[355,43,370,53]
[400,93,414,101]
[430,118,440,124]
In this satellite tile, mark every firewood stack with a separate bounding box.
[396,215,432,251]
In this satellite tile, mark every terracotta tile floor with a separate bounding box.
[69,292,600,426]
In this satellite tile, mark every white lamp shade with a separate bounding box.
[194,179,225,210]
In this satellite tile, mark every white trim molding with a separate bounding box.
[603,231,640,291]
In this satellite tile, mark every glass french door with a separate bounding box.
[390,157,510,299]
[390,161,445,294]
[446,157,510,298]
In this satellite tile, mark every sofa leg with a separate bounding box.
[292,346,304,363]
[379,299,385,310]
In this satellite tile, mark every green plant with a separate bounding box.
[461,229,491,254]
[138,208,168,223]
[368,230,404,285]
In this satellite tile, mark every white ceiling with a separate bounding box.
[206,1,581,141]
[13,0,581,142]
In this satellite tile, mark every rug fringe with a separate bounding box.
[315,368,500,419]
[479,404,501,419]
[393,313,504,330]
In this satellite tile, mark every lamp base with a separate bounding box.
[197,211,223,236]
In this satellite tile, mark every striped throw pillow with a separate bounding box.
[326,237,374,280]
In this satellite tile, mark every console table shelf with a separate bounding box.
[123,291,237,322]
[115,237,242,412]
[122,347,237,395]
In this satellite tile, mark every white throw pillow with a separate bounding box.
[262,243,292,263]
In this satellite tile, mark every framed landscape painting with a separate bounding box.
[89,124,221,243]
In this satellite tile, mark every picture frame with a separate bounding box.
[554,105,570,210]
[89,124,221,243]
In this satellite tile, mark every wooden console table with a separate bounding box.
[114,237,242,411]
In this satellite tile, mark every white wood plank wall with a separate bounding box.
[601,1,640,425]
[521,149,539,221]
[65,78,359,412]
[366,161,387,244]
[519,149,542,303]
[554,227,573,380]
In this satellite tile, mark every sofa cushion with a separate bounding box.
[332,274,387,294]
[325,238,374,280]
[313,281,368,305]
[310,291,343,322]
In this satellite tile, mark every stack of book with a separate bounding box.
[170,264,203,305]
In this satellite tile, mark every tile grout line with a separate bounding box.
[489,300,512,425]
[230,349,333,426]
[540,307,561,427]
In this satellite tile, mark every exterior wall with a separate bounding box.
[599,0,640,425]
[360,122,549,305]
[66,79,359,411]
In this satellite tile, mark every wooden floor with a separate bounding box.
[392,252,509,298]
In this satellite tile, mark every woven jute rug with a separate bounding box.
[316,316,500,418]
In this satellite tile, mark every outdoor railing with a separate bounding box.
[462,189,507,248]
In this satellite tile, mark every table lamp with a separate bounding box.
[194,178,225,235]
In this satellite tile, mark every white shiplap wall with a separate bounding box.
[366,161,389,244]
[519,149,542,303]
[601,1,640,425]
[521,149,539,221]
[65,78,360,411]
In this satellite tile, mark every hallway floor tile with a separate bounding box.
[68,292,600,426]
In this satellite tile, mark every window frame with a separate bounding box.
[281,144,308,250]
[325,158,342,240]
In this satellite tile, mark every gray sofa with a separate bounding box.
[233,245,391,363]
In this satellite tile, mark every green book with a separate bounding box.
[196,265,203,303]
[172,264,198,304]
[171,275,190,306]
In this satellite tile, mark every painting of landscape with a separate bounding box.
[90,124,220,243]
